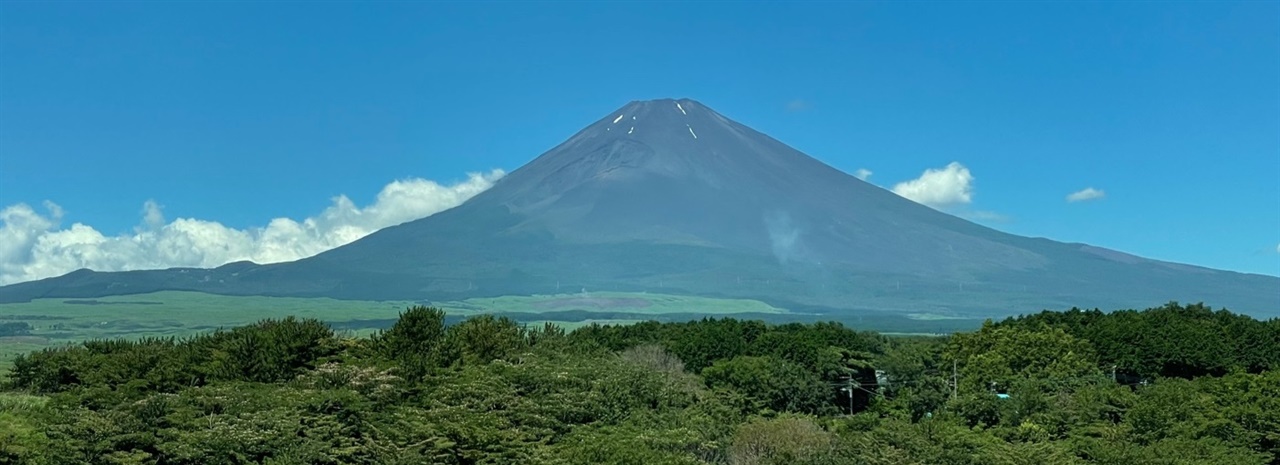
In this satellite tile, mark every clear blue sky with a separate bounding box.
[2,1,1278,277]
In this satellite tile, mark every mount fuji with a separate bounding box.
[3,99,1277,317]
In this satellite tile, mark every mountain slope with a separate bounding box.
[3,99,1277,317]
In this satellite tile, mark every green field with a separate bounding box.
[446,291,787,315]
[0,290,987,377]
[0,290,797,374]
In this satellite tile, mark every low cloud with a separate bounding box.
[854,168,873,181]
[891,162,974,209]
[1066,187,1106,203]
[0,170,504,285]
[764,211,809,264]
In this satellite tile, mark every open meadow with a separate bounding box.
[0,290,982,376]
[0,291,780,374]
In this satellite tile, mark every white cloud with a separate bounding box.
[854,168,873,181]
[1066,187,1106,203]
[1275,242,1280,254]
[891,162,974,209]
[0,170,504,285]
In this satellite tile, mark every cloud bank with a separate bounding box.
[854,168,873,181]
[1066,187,1106,203]
[0,170,504,285]
[891,162,974,209]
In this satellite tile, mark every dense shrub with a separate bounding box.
[2,303,1277,464]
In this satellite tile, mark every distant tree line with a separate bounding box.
[0,322,31,337]
[997,302,1280,378]
[0,302,1276,464]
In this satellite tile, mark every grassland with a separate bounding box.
[0,289,985,378]
[0,290,796,375]
[448,292,786,315]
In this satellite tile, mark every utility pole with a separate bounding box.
[835,375,855,415]
[846,376,855,414]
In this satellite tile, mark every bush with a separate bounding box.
[208,317,338,383]
[703,356,835,416]
[728,415,833,465]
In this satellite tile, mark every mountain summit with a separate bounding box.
[461,99,1046,273]
[3,99,1277,316]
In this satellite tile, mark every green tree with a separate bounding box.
[703,356,835,415]
[948,321,1101,395]
[442,314,526,366]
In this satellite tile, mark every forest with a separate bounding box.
[1,302,1277,465]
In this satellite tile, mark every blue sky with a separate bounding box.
[1,1,1277,282]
